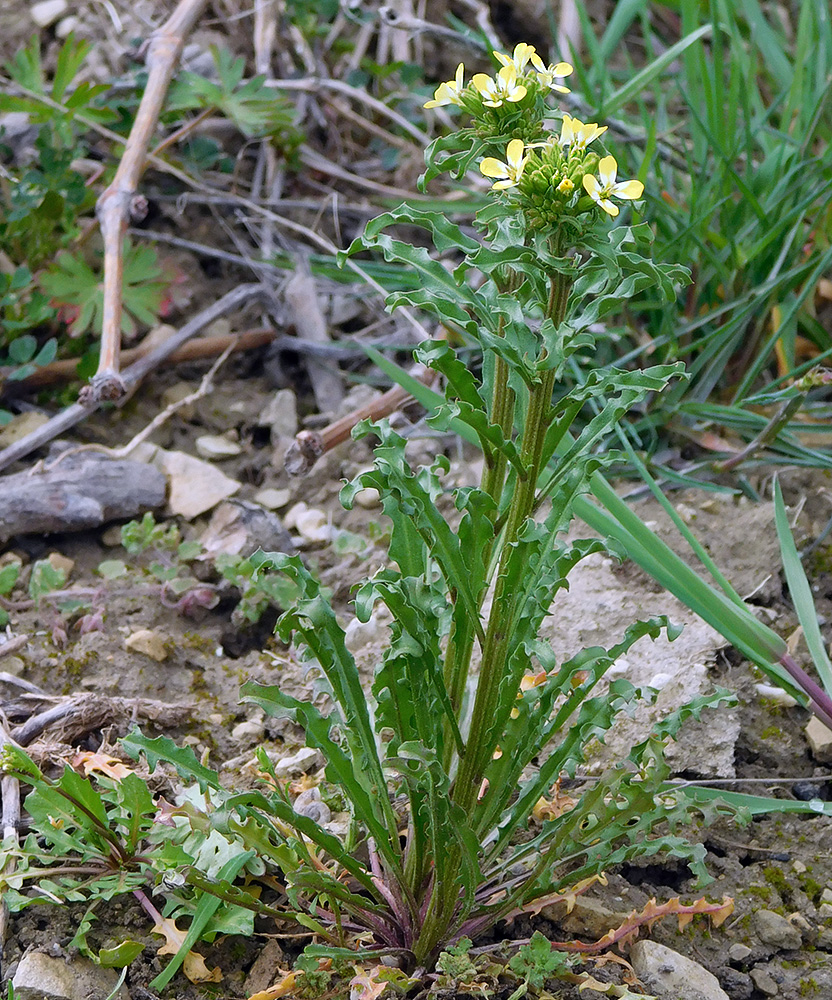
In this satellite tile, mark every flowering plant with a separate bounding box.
[123,44,737,985]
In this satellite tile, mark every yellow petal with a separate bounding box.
[582,174,600,197]
[471,73,494,94]
[506,139,525,166]
[493,51,511,67]
[552,62,573,76]
[506,85,527,102]
[598,155,618,185]
[600,200,620,217]
[479,157,508,178]
[615,180,644,199]
[491,178,516,190]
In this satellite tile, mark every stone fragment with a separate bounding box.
[0,411,49,447]
[200,500,293,559]
[354,486,381,509]
[124,629,168,662]
[293,786,330,823]
[30,0,69,28]
[751,909,802,951]
[754,682,798,707]
[274,747,322,778]
[629,940,730,1000]
[728,943,752,962]
[244,938,286,995]
[749,967,779,996]
[260,389,298,438]
[715,966,753,1000]
[542,897,627,939]
[55,15,80,37]
[344,613,386,653]
[231,719,265,743]
[805,717,832,764]
[101,524,124,546]
[158,449,240,519]
[160,381,199,420]
[195,434,242,459]
[47,551,74,578]
[254,487,291,510]
[12,952,131,999]
[285,503,331,544]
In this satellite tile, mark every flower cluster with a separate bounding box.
[423,43,644,226]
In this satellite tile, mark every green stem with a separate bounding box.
[452,268,571,815]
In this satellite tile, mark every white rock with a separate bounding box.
[231,719,265,743]
[157,449,240,519]
[274,747,322,778]
[260,389,298,438]
[293,786,331,824]
[354,486,381,509]
[124,629,168,662]
[55,15,80,38]
[806,717,832,764]
[13,951,130,999]
[254,487,291,510]
[195,434,242,459]
[728,943,752,962]
[629,941,730,1000]
[294,508,331,543]
[30,0,69,28]
[344,613,386,653]
[755,682,798,707]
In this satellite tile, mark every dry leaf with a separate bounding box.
[153,916,222,984]
[248,971,297,1000]
[350,965,389,1000]
[72,751,135,780]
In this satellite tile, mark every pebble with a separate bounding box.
[254,487,291,510]
[749,967,779,996]
[47,551,74,578]
[12,951,130,999]
[806,717,832,764]
[274,747,321,778]
[231,719,265,743]
[55,15,80,38]
[160,381,199,420]
[754,682,798,707]
[260,389,298,439]
[353,486,381,509]
[728,943,752,963]
[100,525,124,547]
[0,411,49,448]
[792,781,822,801]
[124,629,168,662]
[195,434,243,459]
[157,448,240,519]
[30,0,69,28]
[751,909,802,951]
[293,787,331,824]
[344,613,386,653]
[715,966,753,1000]
[629,940,730,1000]
[284,503,331,544]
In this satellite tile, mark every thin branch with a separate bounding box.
[83,0,209,404]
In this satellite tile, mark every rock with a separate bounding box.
[629,940,730,1000]
[160,381,199,420]
[752,909,802,951]
[749,967,779,996]
[12,952,130,999]
[806,717,832,764]
[260,389,298,438]
[195,434,243,459]
[354,486,381,509]
[30,0,69,28]
[231,719,265,743]
[254,487,291,510]
[293,787,331,824]
[819,926,832,950]
[55,14,80,38]
[284,503,331,544]
[0,411,49,447]
[124,629,168,662]
[542,897,627,939]
[157,449,240,519]
[199,500,293,559]
[728,943,752,963]
[244,938,286,995]
[344,613,386,653]
[101,524,124,546]
[47,551,74,578]
[754,682,798,707]
[715,966,753,1000]
[274,747,322,778]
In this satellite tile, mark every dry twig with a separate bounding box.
[83,0,208,405]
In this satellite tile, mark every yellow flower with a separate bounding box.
[472,64,527,108]
[479,139,529,190]
[582,155,644,217]
[533,59,573,94]
[423,63,465,109]
[560,113,607,151]
[557,177,574,194]
[494,42,539,74]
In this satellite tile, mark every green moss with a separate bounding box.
[760,725,782,739]
[747,884,773,903]
[182,630,217,654]
[799,977,819,996]
[763,865,792,901]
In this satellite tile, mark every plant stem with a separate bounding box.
[453,267,571,814]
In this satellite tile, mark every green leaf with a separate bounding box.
[28,560,66,602]
[97,560,127,580]
[120,730,221,792]
[97,940,145,968]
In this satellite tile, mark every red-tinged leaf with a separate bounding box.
[71,751,134,780]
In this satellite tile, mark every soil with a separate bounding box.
[2,3,832,1000]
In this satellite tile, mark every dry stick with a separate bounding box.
[82,0,208,405]
[0,283,266,474]
[6,327,275,392]
[285,364,436,476]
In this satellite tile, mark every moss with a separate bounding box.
[182,630,217,654]
[760,725,782,739]
[801,875,823,901]
[799,977,819,996]
[763,865,792,901]
[747,884,773,903]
